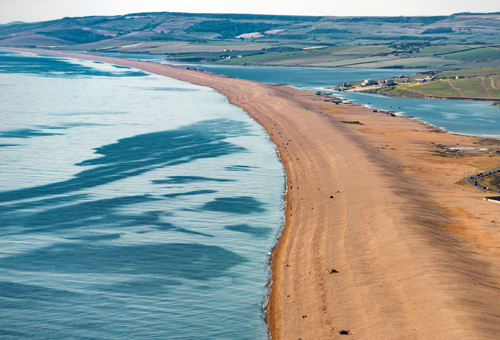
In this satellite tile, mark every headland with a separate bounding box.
[5,48,500,339]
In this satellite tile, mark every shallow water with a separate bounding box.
[0,50,285,339]
[334,91,500,138]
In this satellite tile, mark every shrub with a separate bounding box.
[39,29,109,43]
[422,27,454,34]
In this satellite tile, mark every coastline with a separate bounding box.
[337,87,499,102]
[4,48,500,339]
[360,92,497,102]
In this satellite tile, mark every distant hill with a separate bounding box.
[0,21,26,26]
[1,11,499,70]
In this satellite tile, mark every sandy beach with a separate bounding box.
[5,48,500,339]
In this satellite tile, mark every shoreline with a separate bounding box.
[337,87,499,102]
[4,48,500,339]
[361,92,497,102]
[330,93,500,139]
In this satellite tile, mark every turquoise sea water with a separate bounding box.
[0,50,285,339]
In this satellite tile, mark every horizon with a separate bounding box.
[3,10,500,26]
[2,0,500,25]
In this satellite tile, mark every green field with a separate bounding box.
[324,45,393,55]
[439,47,500,62]
[312,56,460,68]
[364,74,500,100]
[350,57,461,68]
[215,50,307,64]
[436,67,500,78]
[415,45,473,56]
[308,56,389,67]
[2,11,500,70]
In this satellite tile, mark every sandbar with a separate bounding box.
[4,48,500,339]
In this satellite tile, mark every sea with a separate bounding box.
[1,50,499,340]
[0,50,285,339]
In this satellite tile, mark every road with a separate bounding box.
[464,168,500,193]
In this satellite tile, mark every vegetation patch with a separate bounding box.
[345,56,457,68]
[364,86,427,98]
[341,121,363,124]
[4,12,500,70]
[422,27,454,34]
[342,16,447,25]
[39,29,110,43]
[355,35,448,41]
[316,104,343,115]
[185,20,277,39]
[416,45,471,56]
[478,173,500,191]
[439,47,500,62]
[325,45,393,55]
[363,74,500,100]
[150,34,178,41]
[436,67,500,78]
[309,28,351,34]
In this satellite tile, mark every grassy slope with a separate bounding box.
[365,73,500,100]
[478,173,500,190]
[437,66,500,78]
[1,12,500,71]
[317,56,462,68]
[440,47,500,62]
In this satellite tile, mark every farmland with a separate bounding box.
[359,67,500,101]
[1,12,500,70]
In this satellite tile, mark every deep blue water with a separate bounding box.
[0,50,285,339]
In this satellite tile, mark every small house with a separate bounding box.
[379,79,395,86]
[362,79,378,86]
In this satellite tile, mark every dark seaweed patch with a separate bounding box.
[0,243,245,281]
[153,176,234,185]
[0,119,248,204]
[0,119,248,237]
[0,128,63,138]
[224,165,257,171]
[163,190,217,198]
[224,224,272,237]
[201,196,265,214]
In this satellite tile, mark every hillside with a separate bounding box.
[339,66,500,101]
[1,11,500,69]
